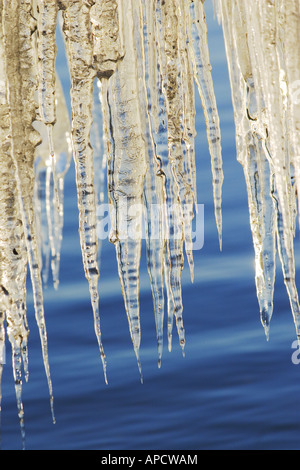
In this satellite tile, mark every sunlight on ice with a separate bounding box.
[0,0,299,448]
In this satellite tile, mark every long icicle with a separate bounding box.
[90,0,124,269]
[155,0,186,354]
[36,0,62,261]
[34,73,72,289]
[160,0,195,279]
[219,0,300,339]
[61,0,107,383]
[36,0,58,128]
[2,0,55,425]
[140,0,166,367]
[178,0,196,280]
[36,0,72,289]
[106,0,147,381]
[255,1,300,340]
[0,14,29,443]
[220,1,277,337]
[281,1,300,229]
[1,0,300,447]
[189,0,224,251]
[245,0,300,340]
[0,152,29,448]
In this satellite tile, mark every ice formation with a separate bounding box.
[215,0,300,339]
[0,0,299,448]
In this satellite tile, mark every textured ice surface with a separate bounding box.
[217,0,300,339]
[0,0,299,448]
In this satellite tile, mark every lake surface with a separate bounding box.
[2,2,300,450]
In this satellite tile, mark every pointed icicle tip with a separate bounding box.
[134,347,143,384]
[100,350,108,385]
[157,344,163,369]
[168,334,173,353]
[104,369,108,386]
[264,325,270,342]
[50,395,56,425]
[181,342,186,358]
[189,263,195,284]
[219,233,223,252]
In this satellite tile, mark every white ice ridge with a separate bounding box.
[0,0,299,448]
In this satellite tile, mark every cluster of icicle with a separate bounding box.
[0,0,223,447]
[0,0,299,449]
[214,0,300,339]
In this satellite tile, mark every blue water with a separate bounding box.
[2,3,300,450]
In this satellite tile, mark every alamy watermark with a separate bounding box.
[291,340,300,365]
[97,203,204,251]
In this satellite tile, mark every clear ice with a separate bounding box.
[0,0,299,448]
[216,0,300,339]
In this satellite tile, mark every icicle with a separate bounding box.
[7,320,26,449]
[35,74,72,288]
[35,0,69,289]
[155,0,186,354]
[218,0,300,339]
[98,79,113,204]
[218,2,276,336]
[212,0,222,25]
[91,78,106,266]
[0,154,29,378]
[34,162,51,286]
[251,1,300,340]
[91,81,104,208]
[61,0,107,384]
[1,0,300,446]
[107,0,147,381]
[90,0,121,264]
[36,0,58,126]
[2,0,55,425]
[36,0,61,226]
[142,0,160,136]
[0,0,29,379]
[177,0,197,278]
[279,0,300,230]
[89,0,125,267]
[248,1,300,339]
[138,0,165,367]
[160,0,195,278]
[222,1,277,336]
[0,50,29,446]
[189,0,224,251]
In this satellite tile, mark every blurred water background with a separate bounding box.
[2,1,300,450]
